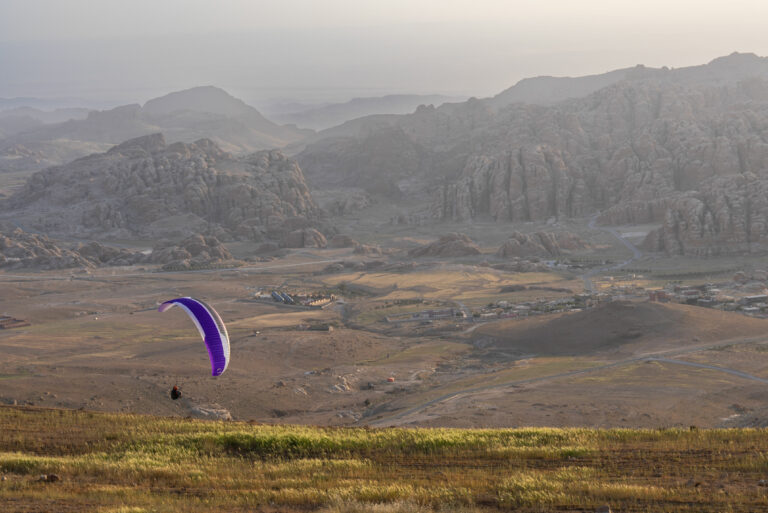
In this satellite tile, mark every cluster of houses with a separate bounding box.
[471,294,605,321]
[386,308,466,323]
[649,283,768,317]
[387,294,612,325]
[254,290,336,309]
[0,315,29,329]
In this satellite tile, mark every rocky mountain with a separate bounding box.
[270,94,466,131]
[489,52,768,109]
[142,86,307,147]
[296,53,768,254]
[642,174,768,256]
[0,86,310,173]
[487,66,657,109]
[0,133,325,242]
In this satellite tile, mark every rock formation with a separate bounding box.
[0,227,96,270]
[151,234,236,270]
[497,231,589,259]
[295,54,768,254]
[642,174,768,255]
[1,134,324,243]
[0,226,238,270]
[297,126,433,197]
[328,234,356,248]
[408,233,481,258]
[281,228,328,249]
[0,226,148,270]
[353,243,382,256]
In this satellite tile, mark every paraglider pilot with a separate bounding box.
[158,297,231,402]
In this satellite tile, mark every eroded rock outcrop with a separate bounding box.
[296,55,768,257]
[353,243,382,256]
[281,228,328,248]
[408,233,481,258]
[0,226,241,270]
[0,228,94,270]
[642,174,768,255]
[429,81,768,225]
[497,231,589,258]
[328,234,356,248]
[151,234,236,270]
[0,227,149,270]
[2,134,325,243]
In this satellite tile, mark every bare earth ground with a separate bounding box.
[3,240,768,429]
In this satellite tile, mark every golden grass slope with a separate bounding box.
[2,406,768,512]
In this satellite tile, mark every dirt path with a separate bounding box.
[367,335,768,426]
[647,357,768,384]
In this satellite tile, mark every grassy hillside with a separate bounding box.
[2,406,768,512]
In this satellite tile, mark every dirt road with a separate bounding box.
[367,335,768,426]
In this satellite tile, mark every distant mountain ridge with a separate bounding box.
[296,52,768,255]
[271,94,466,130]
[490,52,768,108]
[0,86,311,173]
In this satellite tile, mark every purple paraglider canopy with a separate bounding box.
[158,297,230,376]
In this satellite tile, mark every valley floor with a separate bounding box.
[3,246,768,429]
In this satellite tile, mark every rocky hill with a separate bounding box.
[0,225,238,271]
[0,86,310,173]
[473,300,768,356]
[642,174,768,256]
[150,234,238,270]
[297,53,768,254]
[408,233,481,258]
[497,231,588,259]
[0,134,325,243]
[0,227,98,270]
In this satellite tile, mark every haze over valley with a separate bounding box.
[5,2,768,511]
[4,50,768,426]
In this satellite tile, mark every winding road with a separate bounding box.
[366,336,768,426]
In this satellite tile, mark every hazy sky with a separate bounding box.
[2,0,768,106]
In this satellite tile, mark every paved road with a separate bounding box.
[366,335,768,426]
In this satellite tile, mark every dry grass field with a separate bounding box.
[320,269,574,305]
[3,406,768,512]
[4,256,768,431]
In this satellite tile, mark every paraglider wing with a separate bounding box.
[158,297,230,376]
